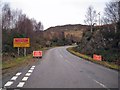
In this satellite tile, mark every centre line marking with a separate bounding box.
[16,72,22,76]
[32,66,35,68]
[28,70,33,73]
[25,73,31,76]
[30,67,34,70]
[4,81,13,87]
[17,82,25,87]
[22,77,29,81]
[11,76,18,81]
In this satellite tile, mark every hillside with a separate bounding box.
[74,22,120,64]
[43,24,90,46]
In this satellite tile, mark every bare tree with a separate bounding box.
[118,1,120,49]
[31,18,37,31]
[2,3,12,30]
[39,22,44,31]
[0,1,2,54]
[16,14,34,38]
[35,21,44,31]
[37,22,42,31]
[10,9,22,29]
[84,6,97,32]
[104,1,119,33]
[0,1,2,30]
[31,19,44,31]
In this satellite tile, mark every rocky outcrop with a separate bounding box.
[43,24,89,43]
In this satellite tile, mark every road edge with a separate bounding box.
[67,47,119,71]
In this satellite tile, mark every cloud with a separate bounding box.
[2,0,111,29]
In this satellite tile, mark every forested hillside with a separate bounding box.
[2,4,45,58]
[74,23,120,64]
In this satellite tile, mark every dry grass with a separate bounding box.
[2,54,32,70]
[2,47,51,70]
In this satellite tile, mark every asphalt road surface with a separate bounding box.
[3,46,119,89]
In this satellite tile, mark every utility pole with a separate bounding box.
[24,48,26,56]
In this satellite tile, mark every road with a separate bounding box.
[3,46,118,89]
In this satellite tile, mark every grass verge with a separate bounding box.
[2,47,51,70]
[2,54,32,70]
[67,47,119,71]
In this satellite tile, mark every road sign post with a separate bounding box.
[13,38,30,56]
[18,47,20,56]
[24,48,26,56]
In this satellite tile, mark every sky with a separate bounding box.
[2,0,111,30]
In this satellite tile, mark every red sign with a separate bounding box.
[93,54,102,61]
[15,38,28,42]
[33,51,42,57]
[13,38,30,47]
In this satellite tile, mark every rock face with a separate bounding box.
[43,24,89,43]
[64,30,83,42]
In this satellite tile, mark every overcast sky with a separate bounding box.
[2,0,111,29]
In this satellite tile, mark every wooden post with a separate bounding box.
[18,47,20,56]
[24,48,26,56]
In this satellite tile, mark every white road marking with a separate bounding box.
[4,81,13,87]
[16,72,22,76]
[30,67,35,70]
[22,77,29,81]
[93,79,110,90]
[11,76,18,81]
[17,82,25,87]
[32,66,35,68]
[25,73,31,76]
[28,70,33,73]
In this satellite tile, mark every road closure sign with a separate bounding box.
[33,51,42,57]
[93,54,102,61]
[13,38,30,47]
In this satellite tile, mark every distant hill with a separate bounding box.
[43,24,90,44]
[45,24,89,31]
